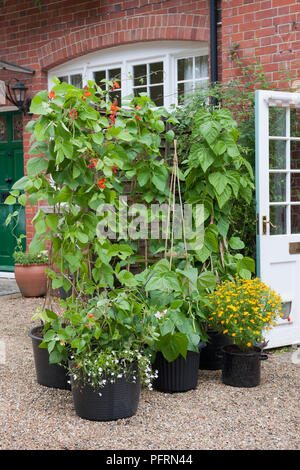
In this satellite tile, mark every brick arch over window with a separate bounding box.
[38,14,209,71]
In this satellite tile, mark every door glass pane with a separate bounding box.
[150,62,163,85]
[269,173,286,202]
[269,139,286,169]
[291,108,300,137]
[195,56,208,78]
[270,205,286,235]
[280,301,292,318]
[13,114,23,141]
[269,107,286,136]
[177,57,193,81]
[291,173,300,201]
[133,64,147,87]
[291,141,300,169]
[291,205,300,233]
[70,74,82,88]
[150,85,164,107]
[0,116,7,142]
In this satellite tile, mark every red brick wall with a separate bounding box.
[221,0,300,87]
[1,0,299,249]
[0,0,210,248]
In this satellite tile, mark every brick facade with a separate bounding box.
[0,0,299,248]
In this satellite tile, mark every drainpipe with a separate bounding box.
[210,0,218,85]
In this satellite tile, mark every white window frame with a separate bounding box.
[48,41,209,109]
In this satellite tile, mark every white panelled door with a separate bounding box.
[256,90,300,349]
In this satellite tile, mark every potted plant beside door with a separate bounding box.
[205,276,283,387]
[11,234,49,298]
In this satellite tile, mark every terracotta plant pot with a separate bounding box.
[14,263,48,297]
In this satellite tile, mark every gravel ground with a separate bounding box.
[0,295,299,451]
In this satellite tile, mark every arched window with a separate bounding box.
[48,41,209,108]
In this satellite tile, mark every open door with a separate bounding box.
[256,90,300,349]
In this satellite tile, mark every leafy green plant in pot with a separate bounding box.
[136,258,217,393]
[39,287,158,421]
[204,276,283,387]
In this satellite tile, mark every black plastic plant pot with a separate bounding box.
[199,329,233,370]
[70,373,141,422]
[153,350,200,393]
[221,344,268,388]
[28,326,71,390]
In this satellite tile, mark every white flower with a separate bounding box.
[155,309,167,319]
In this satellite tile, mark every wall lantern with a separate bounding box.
[6,78,31,114]
[0,59,35,115]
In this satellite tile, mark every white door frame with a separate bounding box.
[256,89,300,349]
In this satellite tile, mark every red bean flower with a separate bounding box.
[48,90,56,100]
[96,177,106,189]
[69,109,78,121]
[88,158,98,169]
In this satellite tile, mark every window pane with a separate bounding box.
[58,75,68,83]
[70,74,82,88]
[177,81,194,103]
[269,107,286,136]
[195,79,209,92]
[13,114,23,141]
[150,62,163,85]
[269,173,286,202]
[133,64,147,87]
[108,68,121,84]
[195,56,208,78]
[0,116,7,142]
[291,205,300,233]
[269,139,286,169]
[291,108,300,137]
[270,205,286,235]
[291,141,300,170]
[150,85,164,107]
[291,173,300,202]
[177,57,193,82]
[134,86,147,97]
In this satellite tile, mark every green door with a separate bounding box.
[0,111,25,271]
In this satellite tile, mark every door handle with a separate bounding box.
[5,178,12,184]
[262,215,277,235]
